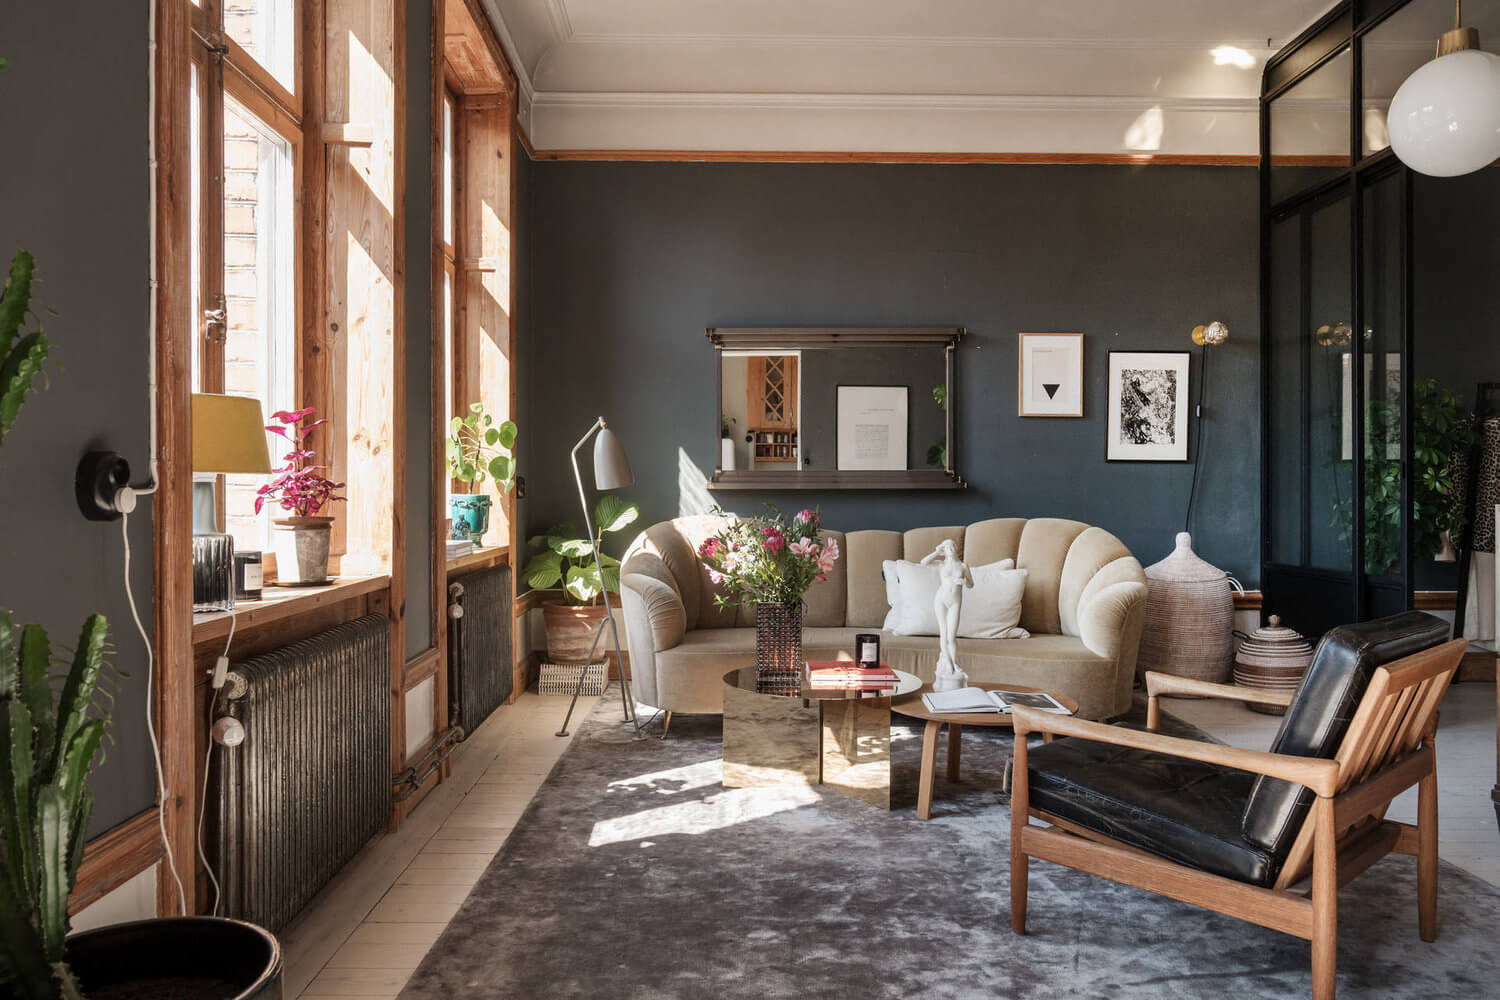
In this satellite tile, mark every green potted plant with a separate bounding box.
[447,402,517,544]
[1,250,282,998]
[256,407,345,585]
[521,496,639,662]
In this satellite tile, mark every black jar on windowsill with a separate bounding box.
[234,550,264,601]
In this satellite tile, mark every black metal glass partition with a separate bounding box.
[1261,0,1500,639]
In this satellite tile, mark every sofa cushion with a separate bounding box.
[634,521,703,628]
[957,561,1027,639]
[1015,518,1089,634]
[845,530,902,629]
[802,529,847,628]
[881,632,1123,719]
[882,559,942,635]
[1028,737,1276,886]
[963,518,1026,568]
[904,525,965,562]
[620,572,686,651]
[1240,611,1451,859]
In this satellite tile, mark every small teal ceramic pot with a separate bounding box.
[450,494,493,544]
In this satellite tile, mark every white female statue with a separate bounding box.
[921,539,973,691]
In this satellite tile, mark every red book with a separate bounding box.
[807,662,899,687]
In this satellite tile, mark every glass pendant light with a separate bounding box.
[1388,0,1500,177]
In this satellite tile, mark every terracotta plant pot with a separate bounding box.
[543,602,609,662]
[272,516,333,586]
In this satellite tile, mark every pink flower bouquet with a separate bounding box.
[697,505,839,607]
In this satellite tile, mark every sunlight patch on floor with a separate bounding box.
[608,758,722,796]
[588,785,820,847]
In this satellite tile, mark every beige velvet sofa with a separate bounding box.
[618,515,1147,721]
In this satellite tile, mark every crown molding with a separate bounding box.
[564,32,1276,53]
[531,91,1256,115]
[477,0,537,128]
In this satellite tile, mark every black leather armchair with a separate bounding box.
[1008,612,1464,1000]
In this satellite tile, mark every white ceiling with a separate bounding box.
[475,1,1400,155]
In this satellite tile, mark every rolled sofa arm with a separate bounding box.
[1077,579,1147,661]
[618,572,687,710]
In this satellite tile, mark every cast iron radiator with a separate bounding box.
[215,613,390,932]
[447,563,514,736]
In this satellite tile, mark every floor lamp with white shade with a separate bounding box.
[556,416,644,738]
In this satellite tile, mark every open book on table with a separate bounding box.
[921,687,1070,715]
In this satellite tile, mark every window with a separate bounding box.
[442,90,457,427]
[190,0,302,555]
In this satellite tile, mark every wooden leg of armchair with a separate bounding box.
[1010,732,1030,934]
[1312,795,1338,1000]
[1418,767,1439,942]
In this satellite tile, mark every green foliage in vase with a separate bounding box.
[1332,377,1476,574]
[446,402,517,494]
[521,496,639,604]
[926,384,948,468]
[1,251,50,449]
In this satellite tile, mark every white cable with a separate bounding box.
[121,511,186,915]
[194,610,235,917]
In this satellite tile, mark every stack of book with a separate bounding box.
[446,538,474,561]
[806,661,900,691]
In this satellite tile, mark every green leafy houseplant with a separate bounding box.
[521,496,640,605]
[446,403,517,544]
[1332,377,1476,574]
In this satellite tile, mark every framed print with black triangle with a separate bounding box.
[1018,332,1084,417]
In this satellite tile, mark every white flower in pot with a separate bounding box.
[256,407,345,586]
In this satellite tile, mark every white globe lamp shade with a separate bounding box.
[1388,47,1500,177]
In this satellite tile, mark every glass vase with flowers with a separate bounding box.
[697,505,839,692]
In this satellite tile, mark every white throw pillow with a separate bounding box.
[882,557,1021,637]
[957,561,1029,639]
[881,559,940,635]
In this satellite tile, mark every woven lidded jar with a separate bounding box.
[1233,615,1314,715]
[1136,532,1235,684]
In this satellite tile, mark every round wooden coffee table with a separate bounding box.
[891,682,1079,819]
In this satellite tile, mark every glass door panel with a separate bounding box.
[1307,195,1354,573]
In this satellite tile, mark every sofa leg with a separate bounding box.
[1418,766,1439,942]
[660,710,673,741]
[1010,731,1030,934]
[1311,795,1337,1000]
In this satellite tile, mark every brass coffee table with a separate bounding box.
[891,682,1079,819]
[721,665,923,809]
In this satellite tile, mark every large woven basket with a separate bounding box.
[1136,532,1235,684]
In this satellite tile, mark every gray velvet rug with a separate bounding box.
[401,690,1500,999]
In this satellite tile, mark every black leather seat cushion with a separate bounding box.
[1239,611,1450,859]
[1026,736,1279,887]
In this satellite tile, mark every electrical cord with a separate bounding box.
[195,611,236,917]
[1184,343,1209,535]
[120,510,187,915]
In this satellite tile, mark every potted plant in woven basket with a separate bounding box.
[256,407,344,586]
[447,402,517,544]
[697,505,839,692]
[522,496,639,662]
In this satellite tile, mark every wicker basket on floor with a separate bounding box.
[539,662,607,696]
[1135,532,1235,684]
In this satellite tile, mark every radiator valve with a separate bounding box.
[212,717,246,747]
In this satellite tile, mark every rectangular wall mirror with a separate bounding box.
[708,328,965,490]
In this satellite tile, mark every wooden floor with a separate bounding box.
[282,683,1497,998]
[283,690,602,999]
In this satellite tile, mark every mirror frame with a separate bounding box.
[707,327,967,491]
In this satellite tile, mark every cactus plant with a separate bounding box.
[0,611,112,1000]
[0,251,50,449]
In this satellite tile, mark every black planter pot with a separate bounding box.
[66,916,281,1000]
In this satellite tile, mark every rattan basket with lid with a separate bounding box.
[1136,532,1235,684]
[1232,615,1315,715]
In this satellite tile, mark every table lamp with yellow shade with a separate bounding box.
[192,393,273,610]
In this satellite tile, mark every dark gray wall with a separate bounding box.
[404,0,434,657]
[522,162,1262,583]
[0,2,157,834]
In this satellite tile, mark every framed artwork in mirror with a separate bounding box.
[1018,333,1084,417]
[836,385,908,471]
[1106,351,1190,462]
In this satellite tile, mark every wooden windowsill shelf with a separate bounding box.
[191,574,391,646]
[446,544,510,578]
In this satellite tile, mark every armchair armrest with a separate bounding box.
[1009,706,1339,798]
[1144,671,1294,730]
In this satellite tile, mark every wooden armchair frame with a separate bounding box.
[1009,639,1467,1000]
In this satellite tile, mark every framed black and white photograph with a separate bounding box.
[836,385,908,470]
[1018,333,1084,417]
[1106,352,1190,462]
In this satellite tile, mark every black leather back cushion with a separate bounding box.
[1240,611,1450,858]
